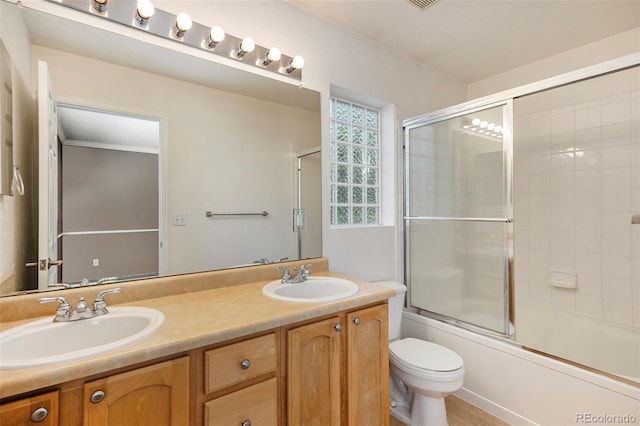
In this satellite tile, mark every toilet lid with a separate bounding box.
[389,338,463,372]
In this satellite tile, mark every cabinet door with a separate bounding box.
[347,304,389,426]
[287,316,342,426]
[83,356,190,426]
[0,390,59,426]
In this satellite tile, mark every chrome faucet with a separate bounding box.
[276,263,312,284]
[39,288,121,322]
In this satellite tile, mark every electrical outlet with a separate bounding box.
[173,213,187,226]
[93,258,99,266]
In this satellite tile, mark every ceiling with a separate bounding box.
[289,0,640,84]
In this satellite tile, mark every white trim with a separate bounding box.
[62,139,159,154]
[60,229,158,237]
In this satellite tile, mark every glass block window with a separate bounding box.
[330,97,381,226]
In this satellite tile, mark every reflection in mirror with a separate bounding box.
[57,105,160,286]
[0,0,322,297]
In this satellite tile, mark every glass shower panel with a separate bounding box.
[405,103,512,335]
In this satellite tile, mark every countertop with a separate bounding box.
[0,273,394,399]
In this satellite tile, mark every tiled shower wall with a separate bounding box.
[513,67,640,328]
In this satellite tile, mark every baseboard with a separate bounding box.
[454,387,537,426]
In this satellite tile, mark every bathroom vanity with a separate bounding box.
[0,260,393,425]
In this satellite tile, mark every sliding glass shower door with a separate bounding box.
[404,102,513,336]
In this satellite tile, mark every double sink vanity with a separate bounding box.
[0,258,394,425]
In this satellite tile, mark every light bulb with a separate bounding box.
[480,120,488,128]
[135,0,154,25]
[262,48,281,65]
[286,55,304,73]
[236,37,255,57]
[211,26,225,42]
[472,118,481,126]
[495,125,503,133]
[175,13,192,37]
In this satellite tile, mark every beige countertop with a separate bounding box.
[0,272,393,400]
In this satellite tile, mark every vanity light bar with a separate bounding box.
[51,0,304,81]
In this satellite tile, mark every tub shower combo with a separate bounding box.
[404,61,639,383]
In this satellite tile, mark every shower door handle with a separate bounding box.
[632,213,640,225]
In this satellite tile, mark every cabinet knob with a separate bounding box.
[30,407,48,422]
[90,390,106,404]
[240,359,251,370]
[241,420,252,426]
[353,317,361,325]
[333,323,342,332]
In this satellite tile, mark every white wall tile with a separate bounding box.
[551,110,575,135]
[602,255,632,280]
[528,193,549,212]
[549,212,574,232]
[550,153,574,173]
[549,192,574,212]
[549,250,574,270]
[574,128,601,151]
[529,285,551,306]
[576,273,602,297]
[574,212,602,233]
[574,170,601,191]
[574,148,601,170]
[550,231,574,252]
[602,299,632,325]
[602,189,631,212]
[602,233,631,257]
[575,294,602,319]
[602,144,631,169]
[602,122,631,147]
[602,167,631,190]
[602,213,631,234]
[574,232,601,254]
[549,172,574,192]
[575,106,601,131]
[575,191,601,212]
[601,97,631,126]
[602,277,632,301]
[575,252,602,276]
[550,287,576,312]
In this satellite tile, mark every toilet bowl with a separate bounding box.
[377,281,465,426]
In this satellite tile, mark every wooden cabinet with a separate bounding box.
[83,356,190,426]
[2,301,388,426]
[287,315,343,425]
[287,304,389,426]
[346,305,389,426]
[0,390,59,426]
[199,332,278,426]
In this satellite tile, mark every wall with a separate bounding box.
[0,1,35,294]
[467,27,640,99]
[61,145,159,282]
[153,0,468,281]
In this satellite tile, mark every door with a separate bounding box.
[346,305,389,426]
[404,102,513,336]
[295,147,321,260]
[37,60,61,289]
[287,316,342,425]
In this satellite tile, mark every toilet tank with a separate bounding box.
[375,280,407,341]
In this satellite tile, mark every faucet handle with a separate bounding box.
[39,296,71,319]
[276,266,291,283]
[92,288,121,316]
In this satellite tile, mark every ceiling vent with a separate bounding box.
[407,0,439,11]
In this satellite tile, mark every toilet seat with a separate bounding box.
[389,338,463,373]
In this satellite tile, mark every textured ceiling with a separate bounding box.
[289,0,640,84]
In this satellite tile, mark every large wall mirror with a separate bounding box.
[0,0,322,297]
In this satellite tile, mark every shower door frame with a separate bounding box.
[403,99,514,339]
[401,51,640,342]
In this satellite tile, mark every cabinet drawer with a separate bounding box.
[204,333,277,394]
[204,377,277,426]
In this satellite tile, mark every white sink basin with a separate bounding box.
[0,307,164,369]
[263,277,359,303]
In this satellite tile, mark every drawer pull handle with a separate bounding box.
[240,359,251,369]
[90,390,106,404]
[241,420,252,426]
[353,317,361,325]
[333,323,342,332]
[30,407,48,422]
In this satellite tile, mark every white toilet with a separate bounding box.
[377,280,465,426]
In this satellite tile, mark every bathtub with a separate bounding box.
[516,302,640,382]
[402,310,640,425]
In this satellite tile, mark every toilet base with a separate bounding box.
[411,393,448,426]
